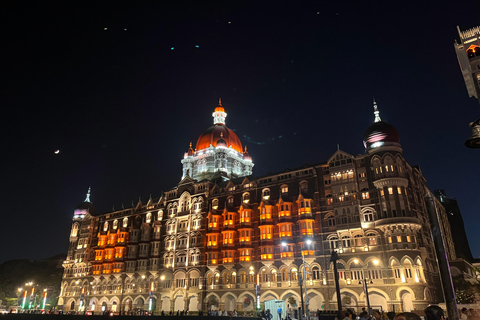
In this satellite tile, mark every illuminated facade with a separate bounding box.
[59,100,458,315]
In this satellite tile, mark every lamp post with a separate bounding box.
[302,239,312,320]
[330,251,342,318]
[359,279,372,316]
[42,289,48,310]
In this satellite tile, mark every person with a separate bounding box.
[373,311,382,320]
[424,305,445,320]
[393,312,422,320]
[344,312,351,320]
[386,312,396,320]
[361,311,370,320]
[461,308,469,320]
[278,307,282,320]
[233,309,238,317]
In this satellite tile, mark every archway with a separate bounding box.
[189,296,199,312]
[162,297,171,312]
[135,297,144,311]
[124,299,132,313]
[401,292,413,312]
[308,293,323,312]
[224,294,236,311]
[101,301,107,312]
[111,301,118,313]
[369,293,387,312]
[70,301,75,311]
[175,295,184,311]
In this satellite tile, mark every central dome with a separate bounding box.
[196,124,243,153]
[363,121,400,149]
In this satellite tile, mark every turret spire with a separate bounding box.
[85,187,91,202]
[373,98,382,123]
[213,98,227,125]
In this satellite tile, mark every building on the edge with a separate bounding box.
[454,25,480,105]
[59,100,462,315]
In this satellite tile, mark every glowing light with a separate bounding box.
[373,259,379,265]
[195,45,199,48]
[171,47,174,50]
[353,259,359,264]
[54,150,60,154]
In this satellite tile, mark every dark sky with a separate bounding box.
[1,1,479,264]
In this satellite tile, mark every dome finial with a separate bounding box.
[218,97,222,106]
[189,141,192,148]
[373,97,382,123]
[244,146,247,152]
[85,186,91,202]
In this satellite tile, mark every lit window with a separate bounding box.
[281,186,288,194]
[388,187,393,195]
[397,187,402,194]
[263,189,270,199]
[362,192,369,199]
[380,189,384,196]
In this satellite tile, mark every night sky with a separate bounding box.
[1,1,479,264]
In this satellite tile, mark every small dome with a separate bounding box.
[214,98,225,112]
[76,201,96,216]
[243,146,252,161]
[187,142,194,156]
[216,136,227,148]
[363,121,400,150]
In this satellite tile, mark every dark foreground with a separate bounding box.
[0,316,261,320]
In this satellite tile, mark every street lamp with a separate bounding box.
[302,239,312,320]
[359,279,373,316]
[42,289,47,310]
[330,251,342,318]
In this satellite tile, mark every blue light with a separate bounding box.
[170,47,174,50]
[195,45,200,48]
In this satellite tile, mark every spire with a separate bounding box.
[218,97,222,106]
[84,187,91,202]
[373,98,382,123]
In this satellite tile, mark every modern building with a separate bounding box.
[59,100,460,315]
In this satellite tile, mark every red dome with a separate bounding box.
[196,124,243,153]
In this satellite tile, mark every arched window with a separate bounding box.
[103,221,109,231]
[122,218,128,228]
[312,266,321,280]
[243,193,250,203]
[113,220,118,229]
[341,236,351,248]
[363,209,374,222]
[212,199,219,209]
[241,271,247,283]
[329,237,338,249]
[71,223,79,237]
[353,234,363,246]
[327,215,336,226]
[366,232,377,246]
[262,188,270,199]
[146,213,152,224]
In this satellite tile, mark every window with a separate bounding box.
[397,187,402,194]
[380,189,384,196]
[263,189,270,199]
[227,197,234,204]
[312,267,320,280]
[363,210,374,222]
[388,187,393,195]
[243,193,250,203]
[329,237,338,249]
[405,268,413,278]
[362,192,370,200]
[342,236,351,248]
[123,218,128,228]
[394,268,401,278]
[281,186,288,194]
[367,233,377,246]
[212,199,219,209]
[328,215,336,227]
